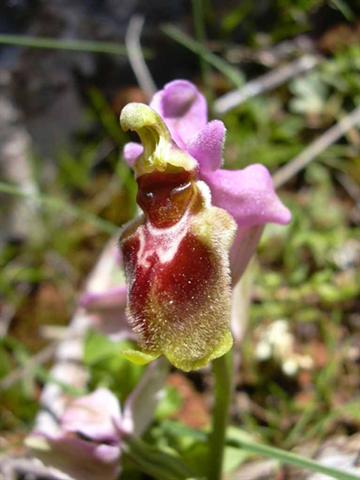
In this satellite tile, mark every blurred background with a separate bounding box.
[0,0,360,477]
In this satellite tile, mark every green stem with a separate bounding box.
[208,350,233,480]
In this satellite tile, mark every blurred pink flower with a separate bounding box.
[27,361,168,480]
[28,389,122,480]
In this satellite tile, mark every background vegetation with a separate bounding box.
[0,0,359,478]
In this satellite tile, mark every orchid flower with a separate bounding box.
[27,361,168,480]
[124,80,291,285]
[119,80,290,372]
[27,388,122,480]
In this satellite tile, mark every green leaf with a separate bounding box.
[329,0,355,21]
[121,348,159,366]
[123,436,198,480]
[290,74,328,115]
[155,386,183,420]
[223,427,256,473]
[84,331,128,364]
[84,332,145,403]
[154,422,253,476]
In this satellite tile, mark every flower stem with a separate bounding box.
[208,350,233,480]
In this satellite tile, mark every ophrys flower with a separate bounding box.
[120,80,291,371]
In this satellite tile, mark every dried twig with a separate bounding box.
[226,459,278,480]
[125,15,156,101]
[213,54,321,115]
[273,106,360,188]
[0,304,16,339]
[0,343,57,391]
[336,173,360,206]
[225,34,315,67]
[0,283,32,338]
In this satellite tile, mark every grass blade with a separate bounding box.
[161,24,244,88]
[0,34,150,57]
[123,436,196,480]
[228,437,360,480]
[160,423,360,480]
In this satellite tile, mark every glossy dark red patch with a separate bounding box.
[137,171,196,228]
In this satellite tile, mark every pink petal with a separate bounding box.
[122,358,168,436]
[123,142,143,168]
[150,80,207,147]
[80,287,131,341]
[201,164,291,229]
[80,287,127,311]
[188,120,225,171]
[29,389,122,480]
[33,434,121,480]
[230,225,264,286]
[61,389,122,442]
[89,310,133,342]
[231,267,252,344]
